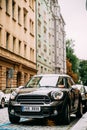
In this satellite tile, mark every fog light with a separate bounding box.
[10,109,14,114]
[54,110,58,115]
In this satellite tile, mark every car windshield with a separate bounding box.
[25,76,59,88]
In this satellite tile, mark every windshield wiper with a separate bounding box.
[40,86,54,88]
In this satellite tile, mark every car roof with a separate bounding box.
[76,84,84,89]
[76,84,83,87]
[33,74,70,78]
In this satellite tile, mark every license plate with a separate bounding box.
[22,106,41,112]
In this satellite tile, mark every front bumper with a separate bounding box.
[8,101,64,118]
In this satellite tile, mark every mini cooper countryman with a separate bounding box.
[8,74,83,124]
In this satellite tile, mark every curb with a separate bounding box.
[70,112,87,130]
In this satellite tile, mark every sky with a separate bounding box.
[58,0,87,60]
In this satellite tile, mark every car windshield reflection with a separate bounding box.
[25,76,59,88]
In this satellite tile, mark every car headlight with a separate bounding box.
[10,91,18,100]
[51,91,63,100]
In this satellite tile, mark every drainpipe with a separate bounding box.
[54,18,57,74]
[35,0,38,74]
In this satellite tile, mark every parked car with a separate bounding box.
[8,74,83,125]
[76,84,87,110]
[84,85,87,102]
[84,86,87,92]
[3,88,16,106]
[0,90,5,108]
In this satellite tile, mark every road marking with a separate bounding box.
[0,127,15,130]
[0,122,15,130]
[0,122,11,127]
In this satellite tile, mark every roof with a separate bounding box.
[33,74,70,78]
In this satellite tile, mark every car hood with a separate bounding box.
[16,87,67,96]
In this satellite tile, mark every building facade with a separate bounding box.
[36,0,66,74]
[0,0,36,90]
[52,1,66,74]
[36,0,55,74]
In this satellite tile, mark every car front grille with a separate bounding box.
[16,95,51,105]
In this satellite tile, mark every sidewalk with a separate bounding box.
[70,112,87,130]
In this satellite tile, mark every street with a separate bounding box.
[0,107,79,130]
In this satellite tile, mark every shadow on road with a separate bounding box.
[18,114,79,127]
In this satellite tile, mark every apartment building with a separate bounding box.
[36,0,66,74]
[0,0,36,90]
[36,0,55,74]
[52,1,66,74]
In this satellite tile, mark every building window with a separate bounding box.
[5,0,10,15]
[29,0,34,10]
[6,32,10,49]
[38,20,41,36]
[24,44,27,57]
[18,6,21,25]
[49,49,51,55]
[0,28,1,46]
[0,0,2,9]
[12,0,16,20]
[30,19,34,36]
[30,48,34,61]
[18,40,21,55]
[43,44,47,52]
[38,2,40,13]
[43,11,46,22]
[38,40,41,48]
[23,8,28,30]
[38,2,41,17]
[13,37,16,52]
[43,26,47,42]
[41,66,43,73]
[24,0,27,2]
[49,33,51,44]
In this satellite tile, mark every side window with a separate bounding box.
[80,86,85,93]
[67,77,74,88]
[58,77,64,88]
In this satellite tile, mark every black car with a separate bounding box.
[76,84,87,110]
[8,74,83,125]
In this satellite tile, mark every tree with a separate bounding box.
[66,39,79,73]
[66,59,78,83]
[66,39,79,82]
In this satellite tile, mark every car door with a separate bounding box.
[66,77,79,110]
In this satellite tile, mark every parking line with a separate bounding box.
[0,128,13,130]
[0,122,15,130]
[0,122,11,127]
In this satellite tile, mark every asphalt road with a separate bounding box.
[0,107,79,130]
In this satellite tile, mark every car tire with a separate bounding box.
[76,101,83,118]
[63,104,70,125]
[1,98,5,108]
[9,114,20,124]
[84,101,87,112]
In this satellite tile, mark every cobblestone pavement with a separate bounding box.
[0,107,79,130]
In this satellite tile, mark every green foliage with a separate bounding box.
[66,39,74,58]
[66,39,87,85]
[79,60,87,85]
[66,39,79,73]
